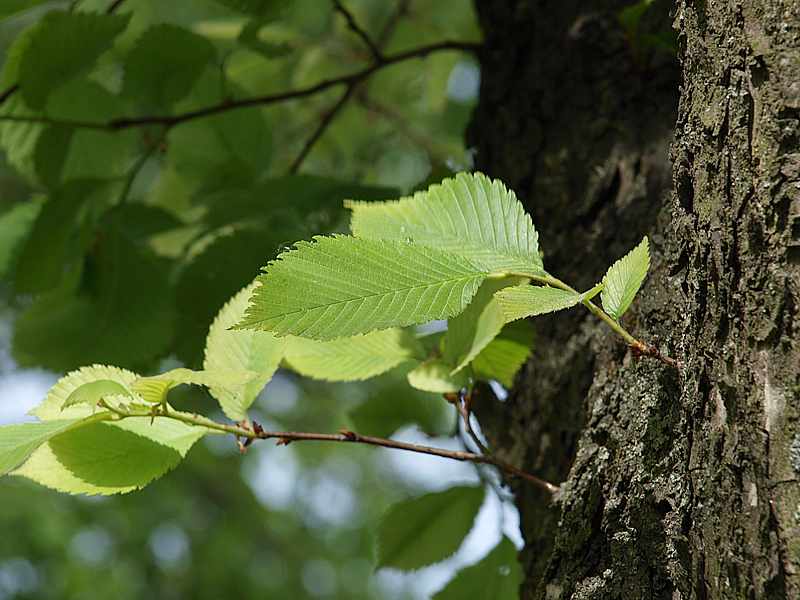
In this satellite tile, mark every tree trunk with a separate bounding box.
[469,1,800,598]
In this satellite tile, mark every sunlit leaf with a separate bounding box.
[237,235,489,340]
[0,418,100,476]
[471,320,534,388]
[494,283,602,322]
[347,172,543,275]
[601,236,650,320]
[407,359,470,394]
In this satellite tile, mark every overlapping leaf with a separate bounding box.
[122,24,216,111]
[443,276,527,374]
[285,328,422,382]
[16,11,129,108]
[407,359,470,394]
[376,485,485,570]
[601,236,650,320]
[0,418,101,476]
[132,368,256,405]
[347,172,543,275]
[204,282,285,421]
[12,418,207,495]
[236,235,489,340]
[495,282,603,322]
[471,320,534,388]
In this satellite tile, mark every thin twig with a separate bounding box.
[105,0,126,14]
[0,41,478,132]
[332,0,383,63]
[289,83,356,173]
[102,403,559,496]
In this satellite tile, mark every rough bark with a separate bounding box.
[470,0,800,598]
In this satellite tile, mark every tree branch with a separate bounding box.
[0,40,478,132]
[332,0,383,63]
[102,402,559,496]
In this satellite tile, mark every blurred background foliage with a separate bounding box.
[0,1,529,599]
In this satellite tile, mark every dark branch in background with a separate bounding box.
[0,41,479,131]
[289,82,357,173]
[332,0,383,63]
[0,0,127,109]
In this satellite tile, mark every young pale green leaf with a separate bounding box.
[443,276,527,374]
[407,359,471,394]
[494,282,603,322]
[377,485,485,570]
[433,537,522,600]
[347,172,543,275]
[122,25,215,110]
[17,11,130,108]
[13,417,207,495]
[0,417,102,476]
[471,320,534,388]
[32,364,139,421]
[132,368,256,405]
[601,236,650,320]
[62,380,134,410]
[236,236,489,340]
[284,328,422,382]
[204,282,286,421]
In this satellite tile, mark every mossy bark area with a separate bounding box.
[470,0,800,598]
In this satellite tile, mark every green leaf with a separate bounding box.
[0,418,98,476]
[38,79,138,187]
[122,24,216,111]
[347,373,450,438]
[0,0,49,21]
[31,364,139,421]
[237,235,489,340]
[204,282,286,421]
[494,283,603,322]
[443,276,527,374]
[600,236,650,320]
[376,485,485,570]
[132,368,256,405]
[0,198,42,279]
[62,380,134,410]
[212,0,291,18]
[12,418,207,495]
[168,70,272,192]
[471,320,534,388]
[17,11,130,108]
[407,359,470,394]
[13,225,177,372]
[285,328,422,382]
[238,19,292,59]
[13,180,107,293]
[433,537,522,600]
[347,172,543,275]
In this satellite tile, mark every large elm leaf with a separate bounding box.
[122,24,216,111]
[16,11,129,108]
[494,283,603,322]
[12,417,207,495]
[376,485,485,570]
[433,537,522,600]
[204,282,286,421]
[443,276,526,374]
[347,172,543,275]
[601,236,650,320]
[236,235,489,340]
[284,328,423,382]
